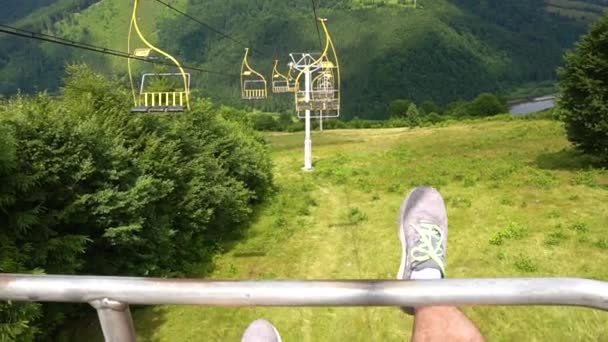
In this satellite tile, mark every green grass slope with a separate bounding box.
[65,118,608,341]
[0,0,602,117]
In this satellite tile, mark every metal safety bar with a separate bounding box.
[243,89,267,99]
[142,92,186,107]
[1,274,607,341]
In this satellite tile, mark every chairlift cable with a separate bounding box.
[0,24,238,78]
[151,0,264,56]
[310,0,324,51]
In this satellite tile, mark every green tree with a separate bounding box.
[0,65,274,340]
[559,14,608,163]
[421,100,441,115]
[387,99,412,118]
[252,113,281,131]
[405,103,421,126]
[468,93,507,117]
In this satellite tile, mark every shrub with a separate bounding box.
[0,65,273,339]
[425,112,443,124]
[387,99,412,118]
[559,15,608,164]
[468,93,507,117]
[251,113,281,131]
[405,103,422,127]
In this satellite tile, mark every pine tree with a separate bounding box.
[559,14,608,163]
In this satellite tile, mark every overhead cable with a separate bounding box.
[0,24,238,78]
[151,0,264,56]
[310,0,324,50]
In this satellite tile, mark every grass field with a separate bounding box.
[69,118,608,341]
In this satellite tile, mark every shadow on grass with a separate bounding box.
[56,305,168,342]
[536,148,602,171]
[132,306,169,342]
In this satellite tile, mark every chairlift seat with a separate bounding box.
[272,80,291,93]
[241,48,267,100]
[131,105,185,113]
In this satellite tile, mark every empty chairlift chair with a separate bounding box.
[241,48,268,100]
[127,0,191,113]
[130,49,191,113]
[272,60,295,94]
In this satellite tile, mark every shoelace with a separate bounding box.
[410,221,445,275]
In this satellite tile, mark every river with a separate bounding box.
[509,95,556,115]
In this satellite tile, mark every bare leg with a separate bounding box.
[396,187,484,342]
[413,307,484,342]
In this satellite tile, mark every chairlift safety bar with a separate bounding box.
[1,274,607,341]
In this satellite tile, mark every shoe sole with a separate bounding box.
[397,188,417,280]
[273,326,283,342]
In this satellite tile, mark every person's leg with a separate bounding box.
[241,319,282,342]
[413,307,484,342]
[397,186,484,342]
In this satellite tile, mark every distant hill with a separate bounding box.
[1,0,606,119]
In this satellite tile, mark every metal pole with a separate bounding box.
[90,298,136,342]
[1,275,607,311]
[304,68,313,171]
[320,113,323,132]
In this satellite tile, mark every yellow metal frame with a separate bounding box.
[127,0,190,110]
[272,60,295,93]
[241,48,267,100]
[294,18,340,114]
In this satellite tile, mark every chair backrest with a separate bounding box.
[241,48,267,100]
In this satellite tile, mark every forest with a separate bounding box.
[0,0,601,119]
[1,1,608,340]
[0,65,273,340]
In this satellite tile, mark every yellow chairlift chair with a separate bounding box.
[127,0,190,113]
[241,48,267,100]
[272,60,295,93]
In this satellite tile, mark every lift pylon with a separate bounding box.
[293,18,340,120]
[241,48,268,100]
[127,0,190,113]
[290,18,340,171]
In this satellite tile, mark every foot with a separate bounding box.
[241,319,282,342]
[397,187,448,311]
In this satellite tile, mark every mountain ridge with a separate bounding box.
[1,0,605,118]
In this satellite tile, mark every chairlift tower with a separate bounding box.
[289,53,323,171]
[289,18,340,171]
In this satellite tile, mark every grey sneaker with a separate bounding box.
[397,186,448,280]
[241,319,282,342]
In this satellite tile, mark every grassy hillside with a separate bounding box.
[1,0,604,117]
[64,118,608,341]
[1,0,96,25]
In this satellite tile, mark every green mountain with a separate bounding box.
[0,0,605,119]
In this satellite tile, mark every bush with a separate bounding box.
[425,112,443,124]
[387,99,412,118]
[405,103,422,127]
[559,14,608,163]
[468,93,507,117]
[251,113,281,131]
[0,65,273,339]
